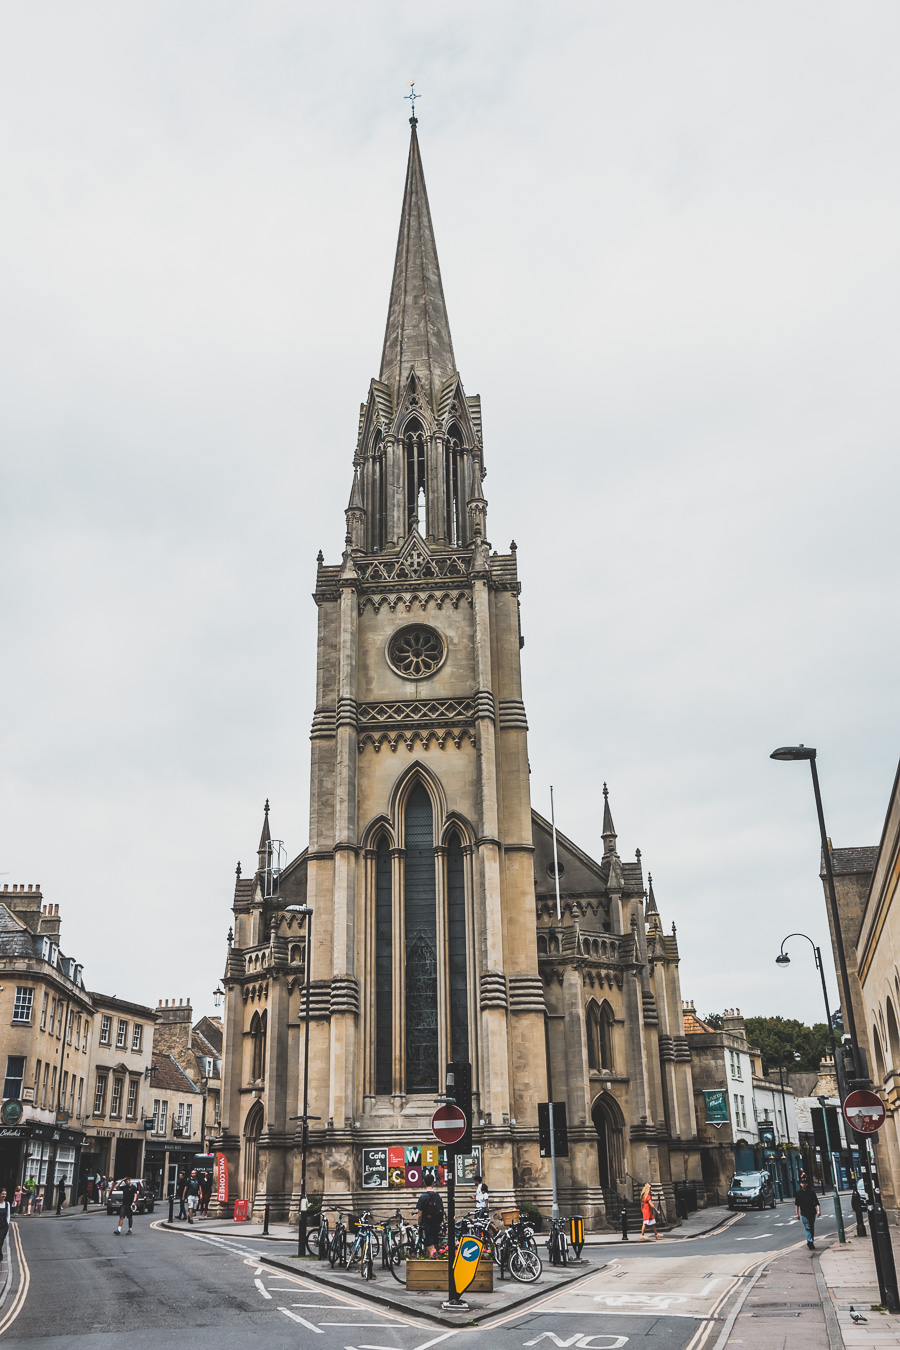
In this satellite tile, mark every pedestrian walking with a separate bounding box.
[13,1186,22,1214]
[639,1183,662,1241]
[474,1175,489,1217]
[177,1171,188,1221]
[199,1173,212,1217]
[114,1177,137,1236]
[22,1176,35,1215]
[416,1180,445,1258]
[851,1178,867,1236]
[183,1170,201,1225]
[0,1191,12,1260]
[794,1176,821,1249]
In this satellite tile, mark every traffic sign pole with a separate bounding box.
[817,1096,845,1243]
[440,1072,467,1311]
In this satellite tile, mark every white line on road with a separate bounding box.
[700,1280,718,1296]
[526,1310,706,1321]
[279,1307,324,1330]
[410,1332,459,1350]
[255,1278,272,1299]
[734,1234,770,1240]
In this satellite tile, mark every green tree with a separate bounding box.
[742,1015,831,1073]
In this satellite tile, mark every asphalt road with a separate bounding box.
[0,1198,855,1350]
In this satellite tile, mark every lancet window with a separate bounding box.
[249,1009,267,1082]
[368,431,387,552]
[367,780,472,1097]
[587,999,614,1073]
[404,420,426,533]
[445,423,465,546]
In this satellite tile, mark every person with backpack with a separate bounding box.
[474,1175,489,1217]
[183,1170,201,1225]
[416,1181,444,1258]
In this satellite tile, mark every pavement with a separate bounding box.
[719,1220,900,1350]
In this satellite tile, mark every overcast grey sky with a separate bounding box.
[2,2,898,1033]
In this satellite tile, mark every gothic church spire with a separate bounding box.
[379,119,456,411]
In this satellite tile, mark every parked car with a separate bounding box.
[727,1171,776,1210]
[106,1179,155,1215]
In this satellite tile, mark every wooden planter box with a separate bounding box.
[406,1258,494,1292]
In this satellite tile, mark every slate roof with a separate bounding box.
[830,846,878,875]
[151,1051,201,1094]
[0,904,36,959]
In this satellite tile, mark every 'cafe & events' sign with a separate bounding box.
[362,1144,482,1189]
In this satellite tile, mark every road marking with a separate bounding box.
[279,1308,324,1330]
[529,1310,706,1321]
[700,1280,718,1296]
[0,1223,30,1338]
[255,1277,272,1299]
[523,1336,628,1348]
[734,1234,770,1240]
[410,1333,458,1350]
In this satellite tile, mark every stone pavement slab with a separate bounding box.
[819,1226,900,1349]
[721,1240,830,1350]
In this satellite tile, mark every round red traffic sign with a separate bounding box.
[843,1090,886,1134]
[431,1103,467,1145]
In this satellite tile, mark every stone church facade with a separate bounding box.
[214,119,702,1225]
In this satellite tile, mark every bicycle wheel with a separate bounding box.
[362,1237,374,1281]
[306,1230,321,1257]
[508,1246,542,1283]
[387,1236,405,1284]
[329,1228,346,1267]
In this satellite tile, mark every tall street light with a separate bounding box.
[286,904,318,1259]
[771,746,898,1309]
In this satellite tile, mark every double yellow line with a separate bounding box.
[0,1223,31,1338]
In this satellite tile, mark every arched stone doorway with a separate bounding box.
[591,1091,625,1192]
[243,1101,264,1206]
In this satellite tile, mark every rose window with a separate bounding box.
[388,626,445,679]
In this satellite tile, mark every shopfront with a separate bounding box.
[144,1140,198,1199]
[82,1125,145,1185]
[18,1122,85,1208]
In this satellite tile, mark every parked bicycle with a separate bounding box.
[345,1211,378,1280]
[328,1210,350,1267]
[306,1207,333,1258]
[379,1212,407,1285]
[547,1214,570,1266]
[493,1223,542,1282]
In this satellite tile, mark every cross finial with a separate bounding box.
[405,80,420,124]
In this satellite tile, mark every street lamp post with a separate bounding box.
[775,933,844,1240]
[771,747,898,1309]
[286,904,318,1259]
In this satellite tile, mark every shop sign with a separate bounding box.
[704,1090,729,1124]
[0,1128,24,1138]
[361,1143,482,1189]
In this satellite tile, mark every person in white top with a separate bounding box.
[0,1189,12,1262]
[474,1176,489,1216]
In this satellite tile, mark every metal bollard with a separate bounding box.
[621,1204,629,1241]
[263,1204,270,1236]
[168,1193,175,1223]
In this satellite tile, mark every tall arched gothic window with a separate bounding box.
[404,420,426,533]
[249,1009,267,1082]
[368,784,471,1096]
[445,423,465,546]
[447,831,468,1062]
[375,837,393,1094]
[587,1000,614,1072]
[405,785,439,1091]
[368,431,386,552]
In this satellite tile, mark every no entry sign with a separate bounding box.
[843,1090,886,1134]
[431,1103,467,1145]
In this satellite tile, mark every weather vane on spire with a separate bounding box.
[405,81,420,120]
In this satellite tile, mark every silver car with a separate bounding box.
[106,1179,155,1215]
[727,1170,776,1210]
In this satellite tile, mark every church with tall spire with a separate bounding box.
[215,115,701,1224]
